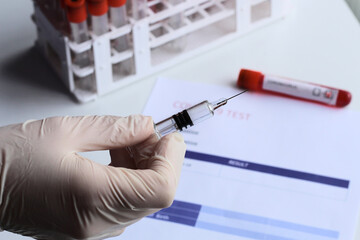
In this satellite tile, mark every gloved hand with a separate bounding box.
[0,115,186,240]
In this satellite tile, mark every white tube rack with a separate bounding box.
[32,0,288,102]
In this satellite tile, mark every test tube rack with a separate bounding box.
[32,0,288,102]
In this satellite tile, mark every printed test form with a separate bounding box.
[119,78,360,240]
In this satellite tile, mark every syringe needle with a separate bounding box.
[212,89,248,110]
[225,89,248,102]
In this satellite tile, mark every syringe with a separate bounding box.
[154,90,247,138]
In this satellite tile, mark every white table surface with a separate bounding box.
[0,0,360,239]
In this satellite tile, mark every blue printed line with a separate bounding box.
[161,206,200,219]
[148,212,198,226]
[185,151,349,188]
[171,199,202,211]
[147,200,202,227]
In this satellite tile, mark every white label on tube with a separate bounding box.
[262,75,339,105]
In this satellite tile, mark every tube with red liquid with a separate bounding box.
[237,69,351,107]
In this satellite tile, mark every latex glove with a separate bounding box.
[0,115,186,240]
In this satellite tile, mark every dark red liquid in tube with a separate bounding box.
[237,69,351,107]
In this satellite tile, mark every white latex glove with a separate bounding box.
[0,115,186,240]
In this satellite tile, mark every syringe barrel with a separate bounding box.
[154,117,178,138]
[187,101,214,125]
[154,101,214,138]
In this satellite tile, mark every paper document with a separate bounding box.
[119,78,360,240]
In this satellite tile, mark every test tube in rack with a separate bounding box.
[109,0,128,28]
[65,0,90,65]
[87,0,109,36]
[109,0,133,76]
[65,0,95,91]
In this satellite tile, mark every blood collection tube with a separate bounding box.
[65,0,88,43]
[87,0,109,36]
[109,0,129,51]
[65,0,94,91]
[65,0,91,67]
[109,0,127,27]
[109,0,133,75]
[237,69,352,107]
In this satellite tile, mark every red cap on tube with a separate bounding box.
[237,69,264,91]
[336,90,352,107]
[108,0,126,7]
[65,0,87,23]
[87,0,109,16]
